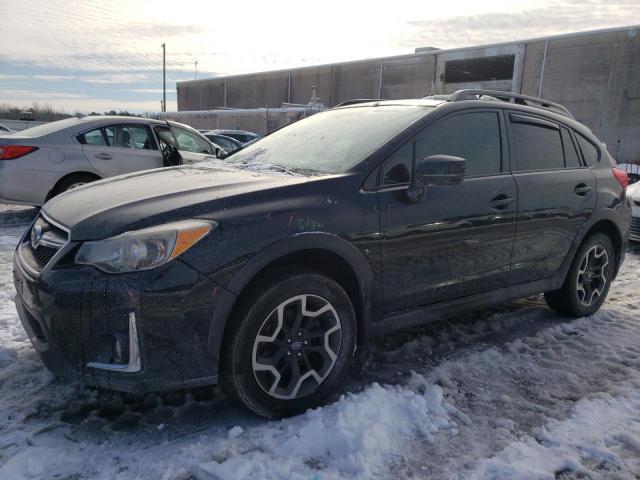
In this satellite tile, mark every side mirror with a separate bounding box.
[162,144,183,167]
[406,155,466,202]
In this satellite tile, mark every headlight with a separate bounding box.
[75,220,214,273]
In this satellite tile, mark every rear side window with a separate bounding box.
[561,128,582,168]
[79,125,154,149]
[80,128,107,146]
[576,133,600,166]
[510,117,564,171]
[415,112,502,177]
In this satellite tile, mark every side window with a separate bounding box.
[79,125,153,149]
[79,128,107,146]
[154,126,176,148]
[510,117,564,171]
[104,125,153,149]
[415,112,502,177]
[382,142,413,185]
[173,127,213,154]
[561,128,582,168]
[126,126,153,149]
[575,133,600,166]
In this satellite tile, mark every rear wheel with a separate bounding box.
[221,268,356,417]
[545,232,614,317]
[51,173,100,198]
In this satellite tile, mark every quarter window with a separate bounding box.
[576,133,599,166]
[511,118,564,171]
[415,112,502,177]
[382,142,413,185]
[80,128,107,146]
[561,128,582,168]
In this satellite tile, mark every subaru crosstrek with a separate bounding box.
[13,90,632,417]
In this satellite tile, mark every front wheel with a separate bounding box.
[545,232,615,317]
[221,269,356,417]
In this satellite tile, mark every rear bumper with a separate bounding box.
[13,251,229,393]
[0,161,52,206]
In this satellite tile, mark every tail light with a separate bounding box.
[0,145,39,160]
[612,168,628,190]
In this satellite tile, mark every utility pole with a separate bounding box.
[195,60,198,80]
[161,43,166,112]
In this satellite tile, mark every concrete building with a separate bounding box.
[175,25,640,162]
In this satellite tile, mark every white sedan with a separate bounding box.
[0,116,225,206]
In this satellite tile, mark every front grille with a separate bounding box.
[630,217,640,239]
[19,215,69,273]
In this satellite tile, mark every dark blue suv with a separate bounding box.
[13,90,631,417]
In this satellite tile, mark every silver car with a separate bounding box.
[0,116,225,206]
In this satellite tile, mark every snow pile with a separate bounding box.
[472,390,640,479]
[198,377,457,479]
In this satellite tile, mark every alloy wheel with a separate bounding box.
[576,244,609,307]
[252,294,342,400]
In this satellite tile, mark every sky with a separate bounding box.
[0,0,638,113]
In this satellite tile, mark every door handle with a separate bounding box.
[574,183,592,196]
[490,194,515,210]
[94,153,112,160]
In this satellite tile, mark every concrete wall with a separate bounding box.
[162,108,320,136]
[177,26,640,162]
[520,28,640,162]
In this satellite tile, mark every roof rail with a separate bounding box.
[334,98,383,108]
[447,89,574,119]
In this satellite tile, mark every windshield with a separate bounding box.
[226,106,430,174]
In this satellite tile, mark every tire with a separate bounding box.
[545,232,615,317]
[51,173,99,198]
[221,268,356,418]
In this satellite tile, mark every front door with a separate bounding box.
[378,110,517,313]
[170,125,218,164]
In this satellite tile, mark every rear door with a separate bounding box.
[378,109,517,312]
[80,123,162,177]
[507,113,597,284]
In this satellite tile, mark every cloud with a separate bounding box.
[396,0,640,49]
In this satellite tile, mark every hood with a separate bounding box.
[43,165,307,240]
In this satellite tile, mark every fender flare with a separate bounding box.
[206,232,375,361]
[557,208,626,283]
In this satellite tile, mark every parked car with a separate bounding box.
[19,111,35,121]
[202,132,243,152]
[628,180,640,242]
[0,116,225,205]
[0,123,15,134]
[207,128,258,144]
[13,90,631,418]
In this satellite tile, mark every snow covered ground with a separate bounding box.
[0,204,639,479]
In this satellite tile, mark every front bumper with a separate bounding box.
[13,248,229,394]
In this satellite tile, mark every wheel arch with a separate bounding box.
[207,233,375,364]
[562,213,626,282]
[46,171,102,201]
